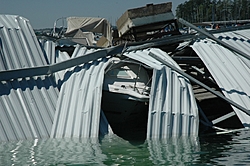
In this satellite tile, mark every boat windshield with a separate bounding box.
[107,68,131,78]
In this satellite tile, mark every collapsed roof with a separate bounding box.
[1,6,250,141]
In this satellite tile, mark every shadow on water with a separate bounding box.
[198,130,250,165]
[100,135,202,165]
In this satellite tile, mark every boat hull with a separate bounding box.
[101,90,148,124]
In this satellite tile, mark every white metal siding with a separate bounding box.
[50,57,111,138]
[0,15,47,70]
[39,39,57,64]
[47,44,111,138]
[0,15,59,141]
[234,29,250,39]
[0,77,58,141]
[50,47,199,139]
[213,30,250,68]
[0,15,112,141]
[124,48,199,138]
[192,32,250,126]
[0,14,199,141]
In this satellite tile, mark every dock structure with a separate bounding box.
[0,3,250,142]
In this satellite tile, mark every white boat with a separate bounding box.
[101,58,151,126]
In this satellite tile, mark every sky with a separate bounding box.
[0,0,186,29]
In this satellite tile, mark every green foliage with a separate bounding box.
[176,0,250,23]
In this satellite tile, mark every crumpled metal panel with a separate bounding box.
[0,15,59,141]
[71,45,100,58]
[0,77,58,141]
[50,45,112,138]
[39,41,113,138]
[192,30,250,126]
[213,30,250,68]
[233,29,250,39]
[0,14,199,140]
[51,47,199,139]
[39,39,70,86]
[39,39,58,64]
[124,48,199,138]
[0,15,47,70]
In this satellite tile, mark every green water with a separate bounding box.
[1,130,250,165]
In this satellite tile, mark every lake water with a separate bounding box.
[1,130,250,165]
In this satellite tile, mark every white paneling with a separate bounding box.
[124,48,199,138]
[192,29,250,126]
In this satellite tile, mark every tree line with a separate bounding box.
[176,0,250,23]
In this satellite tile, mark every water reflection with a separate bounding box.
[0,138,106,165]
[0,130,250,165]
[99,135,201,165]
[100,135,152,165]
[199,130,250,165]
[146,137,200,165]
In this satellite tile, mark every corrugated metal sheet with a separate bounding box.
[234,29,250,39]
[39,39,70,86]
[71,45,100,58]
[50,56,111,138]
[0,77,58,141]
[192,29,250,127]
[0,15,47,70]
[124,48,199,138]
[0,15,59,141]
[39,40,113,138]
[50,47,198,139]
[0,14,199,140]
[49,45,113,138]
[213,30,250,68]
[39,39,58,64]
